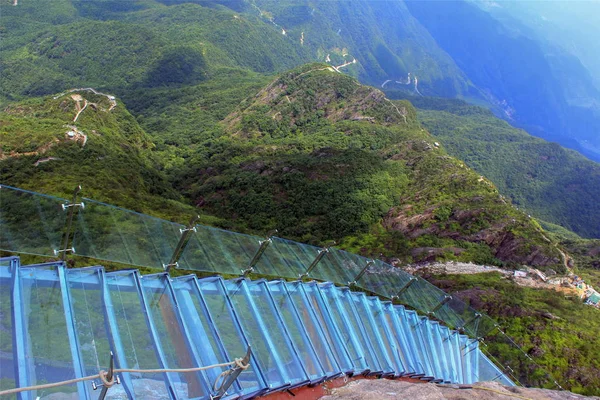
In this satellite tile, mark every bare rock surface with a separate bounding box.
[320,380,599,400]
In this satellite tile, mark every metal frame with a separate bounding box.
[195,276,269,398]
[241,230,277,276]
[57,185,84,260]
[350,293,395,376]
[283,281,344,379]
[300,282,355,375]
[163,215,200,272]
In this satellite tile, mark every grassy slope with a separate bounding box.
[385,95,600,240]
[425,272,600,395]
[168,64,562,268]
[0,90,197,220]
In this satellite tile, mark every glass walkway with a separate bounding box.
[0,256,512,400]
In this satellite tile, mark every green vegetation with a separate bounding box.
[424,272,600,395]
[158,65,560,269]
[1,1,597,393]
[386,94,600,239]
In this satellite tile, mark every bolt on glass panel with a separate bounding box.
[104,270,171,398]
[0,185,67,257]
[196,277,268,396]
[139,274,211,399]
[470,314,498,339]
[256,238,317,279]
[308,249,360,287]
[358,259,413,299]
[267,280,325,382]
[18,263,87,399]
[300,282,354,375]
[433,297,468,330]
[180,228,226,274]
[397,276,446,315]
[184,226,260,275]
[73,199,182,269]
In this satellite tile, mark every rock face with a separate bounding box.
[320,380,600,400]
[383,207,561,268]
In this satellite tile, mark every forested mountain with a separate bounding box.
[2,1,600,394]
[384,94,600,239]
[0,66,564,269]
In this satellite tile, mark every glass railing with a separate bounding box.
[1,256,517,399]
[0,184,494,338]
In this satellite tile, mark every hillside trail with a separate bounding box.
[538,231,572,273]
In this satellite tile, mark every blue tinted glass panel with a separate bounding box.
[300,283,354,374]
[440,326,460,383]
[172,276,247,395]
[318,284,370,374]
[220,279,294,389]
[197,277,267,394]
[402,309,435,379]
[105,270,169,398]
[428,322,450,382]
[367,298,406,376]
[140,274,210,399]
[19,264,85,398]
[267,281,324,381]
[66,267,119,399]
[0,258,16,393]
[382,302,417,375]
[350,293,393,375]
[241,280,308,387]
[284,281,341,377]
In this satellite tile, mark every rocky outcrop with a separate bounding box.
[320,379,599,400]
[383,205,561,268]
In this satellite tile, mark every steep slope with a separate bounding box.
[387,95,600,239]
[404,0,600,163]
[0,88,190,217]
[0,0,311,103]
[175,64,562,268]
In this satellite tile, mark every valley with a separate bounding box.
[0,0,599,396]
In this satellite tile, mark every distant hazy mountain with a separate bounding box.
[2,0,599,162]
